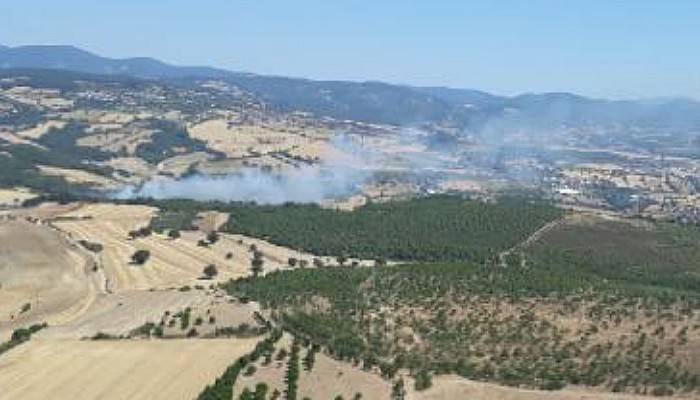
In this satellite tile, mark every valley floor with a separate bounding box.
[1,202,699,399]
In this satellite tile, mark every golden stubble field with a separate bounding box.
[48,203,333,292]
[0,202,287,400]
[0,187,37,207]
[0,338,260,400]
[1,201,338,340]
[0,218,100,340]
[188,117,330,160]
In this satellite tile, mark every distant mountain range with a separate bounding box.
[0,45,232,79]
[2,44,700,130]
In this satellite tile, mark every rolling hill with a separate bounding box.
[2,44,700,130]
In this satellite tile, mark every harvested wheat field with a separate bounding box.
[0,338,260,400]
[37,165,121,189]
[48,203,319,292]
[12,201,84,220]
[41,289,211,339]
[0,219,99,340]
[188,118,326,158]
[49,203,227,291]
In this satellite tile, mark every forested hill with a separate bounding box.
[225,214,700,396]
[147,196,562,263]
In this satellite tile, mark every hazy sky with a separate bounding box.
[2,0,699,99]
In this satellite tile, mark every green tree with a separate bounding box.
[251,257,264,277]
[131,250,150,265]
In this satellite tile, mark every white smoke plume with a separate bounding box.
[114,135,377,204]
[113,115,572,205]
[115,165,368,204]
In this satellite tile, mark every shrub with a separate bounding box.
[244,365,257,376]
[130,250,150,265]
[203,264,218,279]
[207,231,220,244]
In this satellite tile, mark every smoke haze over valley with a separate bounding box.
[115,166,368,204]
[4,3,700,399]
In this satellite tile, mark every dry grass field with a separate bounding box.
[63,110,142,126]
[0,204,273,400]
[297,352,393,400]
[14,120,67,140]
[77,128,154,154]
[41,289,210,339]
[100,156,157,184]
[0,219,99,340]
[11,201,83,220]
[0,188,37,207]
[5,202,698,399]
[50,203,223,291]
[37,165,121,188]
[48,203,332,292]
[0,130,46,148]
[157,151,213,177]
[0,338,260,400]
[406,376,683,400]
[188,118,328,159]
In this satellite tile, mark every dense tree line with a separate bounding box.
[223,196,560,262]
[525,220,700,298]
[285,339,301,400]
[0,323,48,356]
[144,196,561,263]
[37,121,112,162]
[197,329,282,400]
[133,119,220,164]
